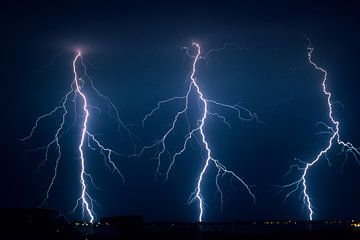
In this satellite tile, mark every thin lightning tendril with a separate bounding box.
[20,51,130,223]
[279,37,360,220]
[135,42,259,222]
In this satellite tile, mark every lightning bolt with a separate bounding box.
[279,37,360,220]
[21,50,131,223]
[135,42,259,222]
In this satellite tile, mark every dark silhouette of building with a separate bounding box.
[99,215,144,238]
[0,208,78,239]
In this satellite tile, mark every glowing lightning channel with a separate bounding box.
[280,37,360,220]
[21,51,130,223]
[135,42,259,222]
[72,51,95,223]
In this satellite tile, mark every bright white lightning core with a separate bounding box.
[21,51,131,223]
[136,42,259,222]
[280,37,360,220]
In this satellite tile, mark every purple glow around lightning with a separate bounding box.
[20,51,131,223]
[135,42,259,222]
[280,37,360,220]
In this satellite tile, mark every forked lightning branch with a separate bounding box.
[21,51,132,223]
[136,42,260,222]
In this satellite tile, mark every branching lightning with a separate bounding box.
[135,42,259,222]
[279,37,360,220]
[20,51,132,223]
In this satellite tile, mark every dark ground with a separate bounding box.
[0,209,359,240]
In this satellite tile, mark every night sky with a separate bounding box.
[1,1,360,222]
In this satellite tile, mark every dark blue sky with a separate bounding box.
[1,1,359,222]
